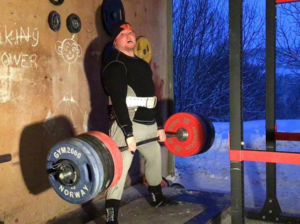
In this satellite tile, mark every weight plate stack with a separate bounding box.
[196,114,215,154]
[87,131,123,190]
[164,112,207,157]
[47,138,105,204]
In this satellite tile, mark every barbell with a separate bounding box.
[46,112,215,204]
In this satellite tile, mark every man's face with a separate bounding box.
[114,29,136,52]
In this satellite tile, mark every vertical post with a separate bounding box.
[229,0,244,223]
[265,0,277,200]
[167,0,175,176]
[261,0,282,218]
[247,1,283,222]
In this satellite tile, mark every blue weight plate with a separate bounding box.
[46,138,104,204]
[101,0,125,35]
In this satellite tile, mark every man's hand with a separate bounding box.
[157,129,166,142]
[126,136,137,152]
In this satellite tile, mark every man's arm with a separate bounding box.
[102,62,133,139]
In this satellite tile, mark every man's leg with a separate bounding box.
[105,121,134,223]
[106,150,134,200]
[132,122,162,185]
[134,122,173,207]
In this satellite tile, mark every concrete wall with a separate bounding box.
[0,0,169,223]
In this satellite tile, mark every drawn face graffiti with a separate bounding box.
[56,36,82,64]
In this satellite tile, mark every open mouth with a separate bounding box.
[127,40,133,44]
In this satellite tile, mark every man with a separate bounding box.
[101,21,171,224]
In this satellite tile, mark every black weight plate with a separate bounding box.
[197,114,215,154]
[50,0,64,6]
[170,183,185,189]
[46,138,104,204]
[48,11,61,32]
[76,134,115,191]
[66,13,81,33]
[101,0,125,35]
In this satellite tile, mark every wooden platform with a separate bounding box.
[48,184,231,224]
[48,184,284,224]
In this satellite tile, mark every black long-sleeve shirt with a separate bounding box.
[102,49,163,137]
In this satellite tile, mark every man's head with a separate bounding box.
[111,21,136,55]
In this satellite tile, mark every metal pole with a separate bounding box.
[229,0,244,223]
[167,0,175,177]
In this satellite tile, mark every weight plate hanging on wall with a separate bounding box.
[134,36,152,63]
[48,11,61,32]
[49,0,64,5]
[66,13,82,33]
[102,0,125,35]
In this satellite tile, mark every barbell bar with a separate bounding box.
[119,128,189,152]
[46,112,215,204]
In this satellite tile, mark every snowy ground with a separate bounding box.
[171,120,300,215]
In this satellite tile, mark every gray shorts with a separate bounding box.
[106,120,162,200]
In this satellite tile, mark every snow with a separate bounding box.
[171,120,300,214]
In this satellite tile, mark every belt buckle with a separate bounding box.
[147,96,157,108]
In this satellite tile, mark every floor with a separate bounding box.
[48,184,231,224]
[48,184,293,224]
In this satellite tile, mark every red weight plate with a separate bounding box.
[164,113,206,157]
[87,131,123,189]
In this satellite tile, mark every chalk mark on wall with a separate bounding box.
[0,25,39,47]
[0,52,38,68]
[47,35,87,132]
[0,67,12,103]
[0,26,40,103]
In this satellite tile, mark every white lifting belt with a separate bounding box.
[126,96,157,109]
